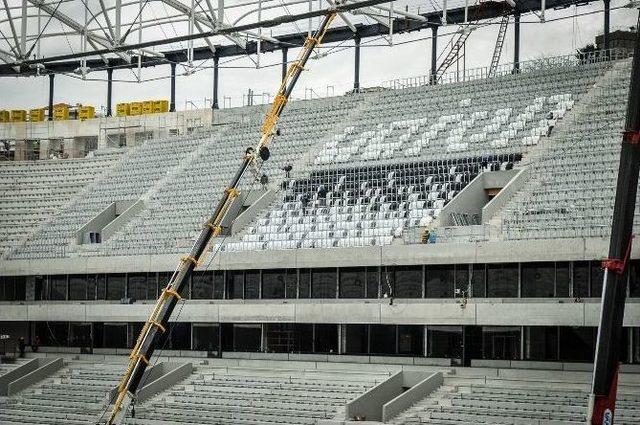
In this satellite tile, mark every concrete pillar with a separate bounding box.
[170,63,176,112]
[106,68,113,117]
[354,34,361,91]
[603,0,610,52]
[430,25,438,84]
[281,47,288,82]
[213,55,219,110]
[48,73,54,121]
[513,14,521,73]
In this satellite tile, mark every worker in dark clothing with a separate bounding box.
[301,194,310,214]
[18,337,25,358]
[282,164,292,178]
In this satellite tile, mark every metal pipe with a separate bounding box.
[354,34,360,90]
[48,73,54,120]
[107,68,113,117]
[513,13,520,72]
[281,47,288,82]
[603,0,610,52]
[170,62,176,112]
[430,25,437,84]
[213,55,219,109]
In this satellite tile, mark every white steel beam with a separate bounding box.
[2,0,22,57]
[20,0,27,56]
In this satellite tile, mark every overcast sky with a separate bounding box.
[0,1,636,112]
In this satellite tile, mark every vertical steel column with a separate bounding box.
[603,0,610,52]
[106,68,113,117]
[282,47,288,82]
[213,55,219,110]
[430,25,438,84]
[513,13,521,73]
[48,74,54,121]
[170,63,176,112]
[354,34,361,91]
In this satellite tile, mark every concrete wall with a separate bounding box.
[0,298,638,326]
[482,167,530,222]
[382,372,443,422]
[5,357,63,395]
[345,371,403,421]
[231,189,277,234]
[136,362,193,403]
[0,236,626,276]
[102,200,145,241]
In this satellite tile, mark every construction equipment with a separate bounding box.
[10,110,27,122]
[104,10,337,425]
[587,13,640,425]
[488,16,509,77]
[29,108,46,122]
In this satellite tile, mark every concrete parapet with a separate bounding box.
[4,357,63,395]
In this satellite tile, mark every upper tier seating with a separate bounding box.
[4,54,627,259]
[501,58,634,240]
[0,150,122,258]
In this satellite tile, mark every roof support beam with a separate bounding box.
[98,0,117,43]
[27,0,130,62]
[2,0,23,57]
[20,0,27,57]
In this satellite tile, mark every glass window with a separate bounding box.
[487,263,518,297]
[339,268,366,298]
[49,275,67,300]
[312,268,336,298]
[285,269,297,299]
[233,324,261,352]
[366,267,379,298]
[0,276,14,301]
[394,266,423,298]
[521,262,555,298]
[69,275,88,300]
[573,261,590,298]
[370,325,396,355]
[471,264,486,297]
[168,322,191,350]
[106,274,126,300]
[96,274,107,300]
[47,322,69,346]
[245,271,260,299]
[343,324,368,355]
[227,271,244,299]
[104,324,127,348]
[192,272,213,299]
[299,269,311,298]
[212,271,224,299]
[555,262,571,297]
[128,273,149,300]
[262,269,286,299]
[265,323,313,353]
[157,272,171,297]
[193,324,219,352]
[525,326,558,361]
[427,326,462,359]
[590,261,605,298]
[482,326,521,360]
[426,266,453,298]
[14,276,26,301]
[398,325,424,356]
[559,326,596,362]
[314,324,338,354]
[455,265,470,296]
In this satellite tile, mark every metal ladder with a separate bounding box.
[488,16,510,77]
[434,25,475,82]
